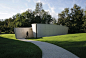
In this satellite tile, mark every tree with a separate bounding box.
[58,4,84,33]
[0,2,54,34]
[51,18,57,24]
[34,2,52,24]
[58,8,70,26]
[35,2,43,14]
[82,9,86,32]
[70,4,83,33]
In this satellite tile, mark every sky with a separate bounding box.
[0,0,86,21]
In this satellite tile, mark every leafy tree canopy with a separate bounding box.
[57,4,86,33]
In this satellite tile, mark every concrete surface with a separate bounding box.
[18,39,79,58]
[32,24,68,38]
[14,24,68,39]
[14,27,33,39]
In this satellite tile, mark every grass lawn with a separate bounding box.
[0,34,42,58]
[1,32,5,33]
[29,33,86,58]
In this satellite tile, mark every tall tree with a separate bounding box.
[35,2,43,14]
[58,4,84,33]
[58,8,70,26]
[82,9,86,32]
[34,2,52,24]
[0,2,54,33]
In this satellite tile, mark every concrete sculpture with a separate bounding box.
[14,24,68,39]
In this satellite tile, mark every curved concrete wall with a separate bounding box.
[14,27,33,39]
[32,24,68,37]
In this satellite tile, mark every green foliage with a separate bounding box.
[29,33,86,58]
[0,34,42,58]
[82,10,86,32]
[34,3,52,24]
[35,2,42,13]
[58,4,85,33]
[0,2,53,34]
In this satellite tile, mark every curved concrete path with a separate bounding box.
[18,39,79,58]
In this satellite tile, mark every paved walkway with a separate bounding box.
[18,39,79,58]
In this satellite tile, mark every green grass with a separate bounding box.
[0,32,5,34]
[0,34,42,58]
[29,33,86,58]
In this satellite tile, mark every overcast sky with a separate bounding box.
[0,0,86,20]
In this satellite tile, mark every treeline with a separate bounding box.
[0,2,55,34]
[0,3,86,34]
[57,4,86,33]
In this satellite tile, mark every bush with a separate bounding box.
[5,31,9,34]
[0,30,1,34]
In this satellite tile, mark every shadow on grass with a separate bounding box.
[42,41,86,58]
[0,37,42,58]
